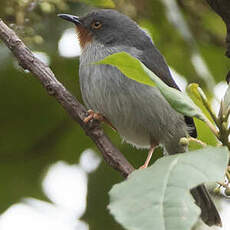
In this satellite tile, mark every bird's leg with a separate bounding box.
[139,144,156,169]
[84,109,117,131]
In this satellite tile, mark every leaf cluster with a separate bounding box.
[97,51,230,230]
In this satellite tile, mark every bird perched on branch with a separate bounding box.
[58,9,221,226]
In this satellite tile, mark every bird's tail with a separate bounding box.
[191,184,222,227]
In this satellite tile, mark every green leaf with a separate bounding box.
[96,52,205,120]
[79,0,115,8]
[109,146,228,230]
[96,51,156,87]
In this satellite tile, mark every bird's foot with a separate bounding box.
[84,109,117,131]
[138,144,157,169]
[139,163,149,169]
[84,109,104,123]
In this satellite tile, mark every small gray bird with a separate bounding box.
[58,9,221,226]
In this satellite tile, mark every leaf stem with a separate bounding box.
[197,88,230,151]
[223,108,230,122]
[200,93,220,127]
[217,181,228,188]
[203,117,219,137]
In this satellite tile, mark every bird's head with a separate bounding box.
[58,9,147,50]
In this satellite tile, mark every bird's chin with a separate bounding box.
[75,26,92,50]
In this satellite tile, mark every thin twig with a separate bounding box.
[187,137,207,147]
[0,18,134,178]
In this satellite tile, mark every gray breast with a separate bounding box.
[79,41,188,154]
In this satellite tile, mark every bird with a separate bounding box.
[58,9,221,226]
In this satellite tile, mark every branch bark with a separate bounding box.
[0,18,134,178]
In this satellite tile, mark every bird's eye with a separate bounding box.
[91,21,102,30]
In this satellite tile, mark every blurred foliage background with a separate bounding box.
[0,0,229,229]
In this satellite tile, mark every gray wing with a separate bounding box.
[140,45,180,89]
[139,45,197,138]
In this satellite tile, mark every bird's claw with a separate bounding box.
[84,109,117,131]
[84,109,104,123]
[139,164,148,169]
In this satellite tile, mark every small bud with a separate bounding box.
[225,187,230,196]
[213,186,221,194]
[179,137,189,146]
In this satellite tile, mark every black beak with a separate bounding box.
[58,14,81,25]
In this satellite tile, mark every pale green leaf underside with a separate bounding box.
[96,52,205,120]
[142,64,205,120]
[109,147,228,230]
[96,52,156,87]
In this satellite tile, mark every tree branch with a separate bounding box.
[205,0,230,58]
[0,18,134,178]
